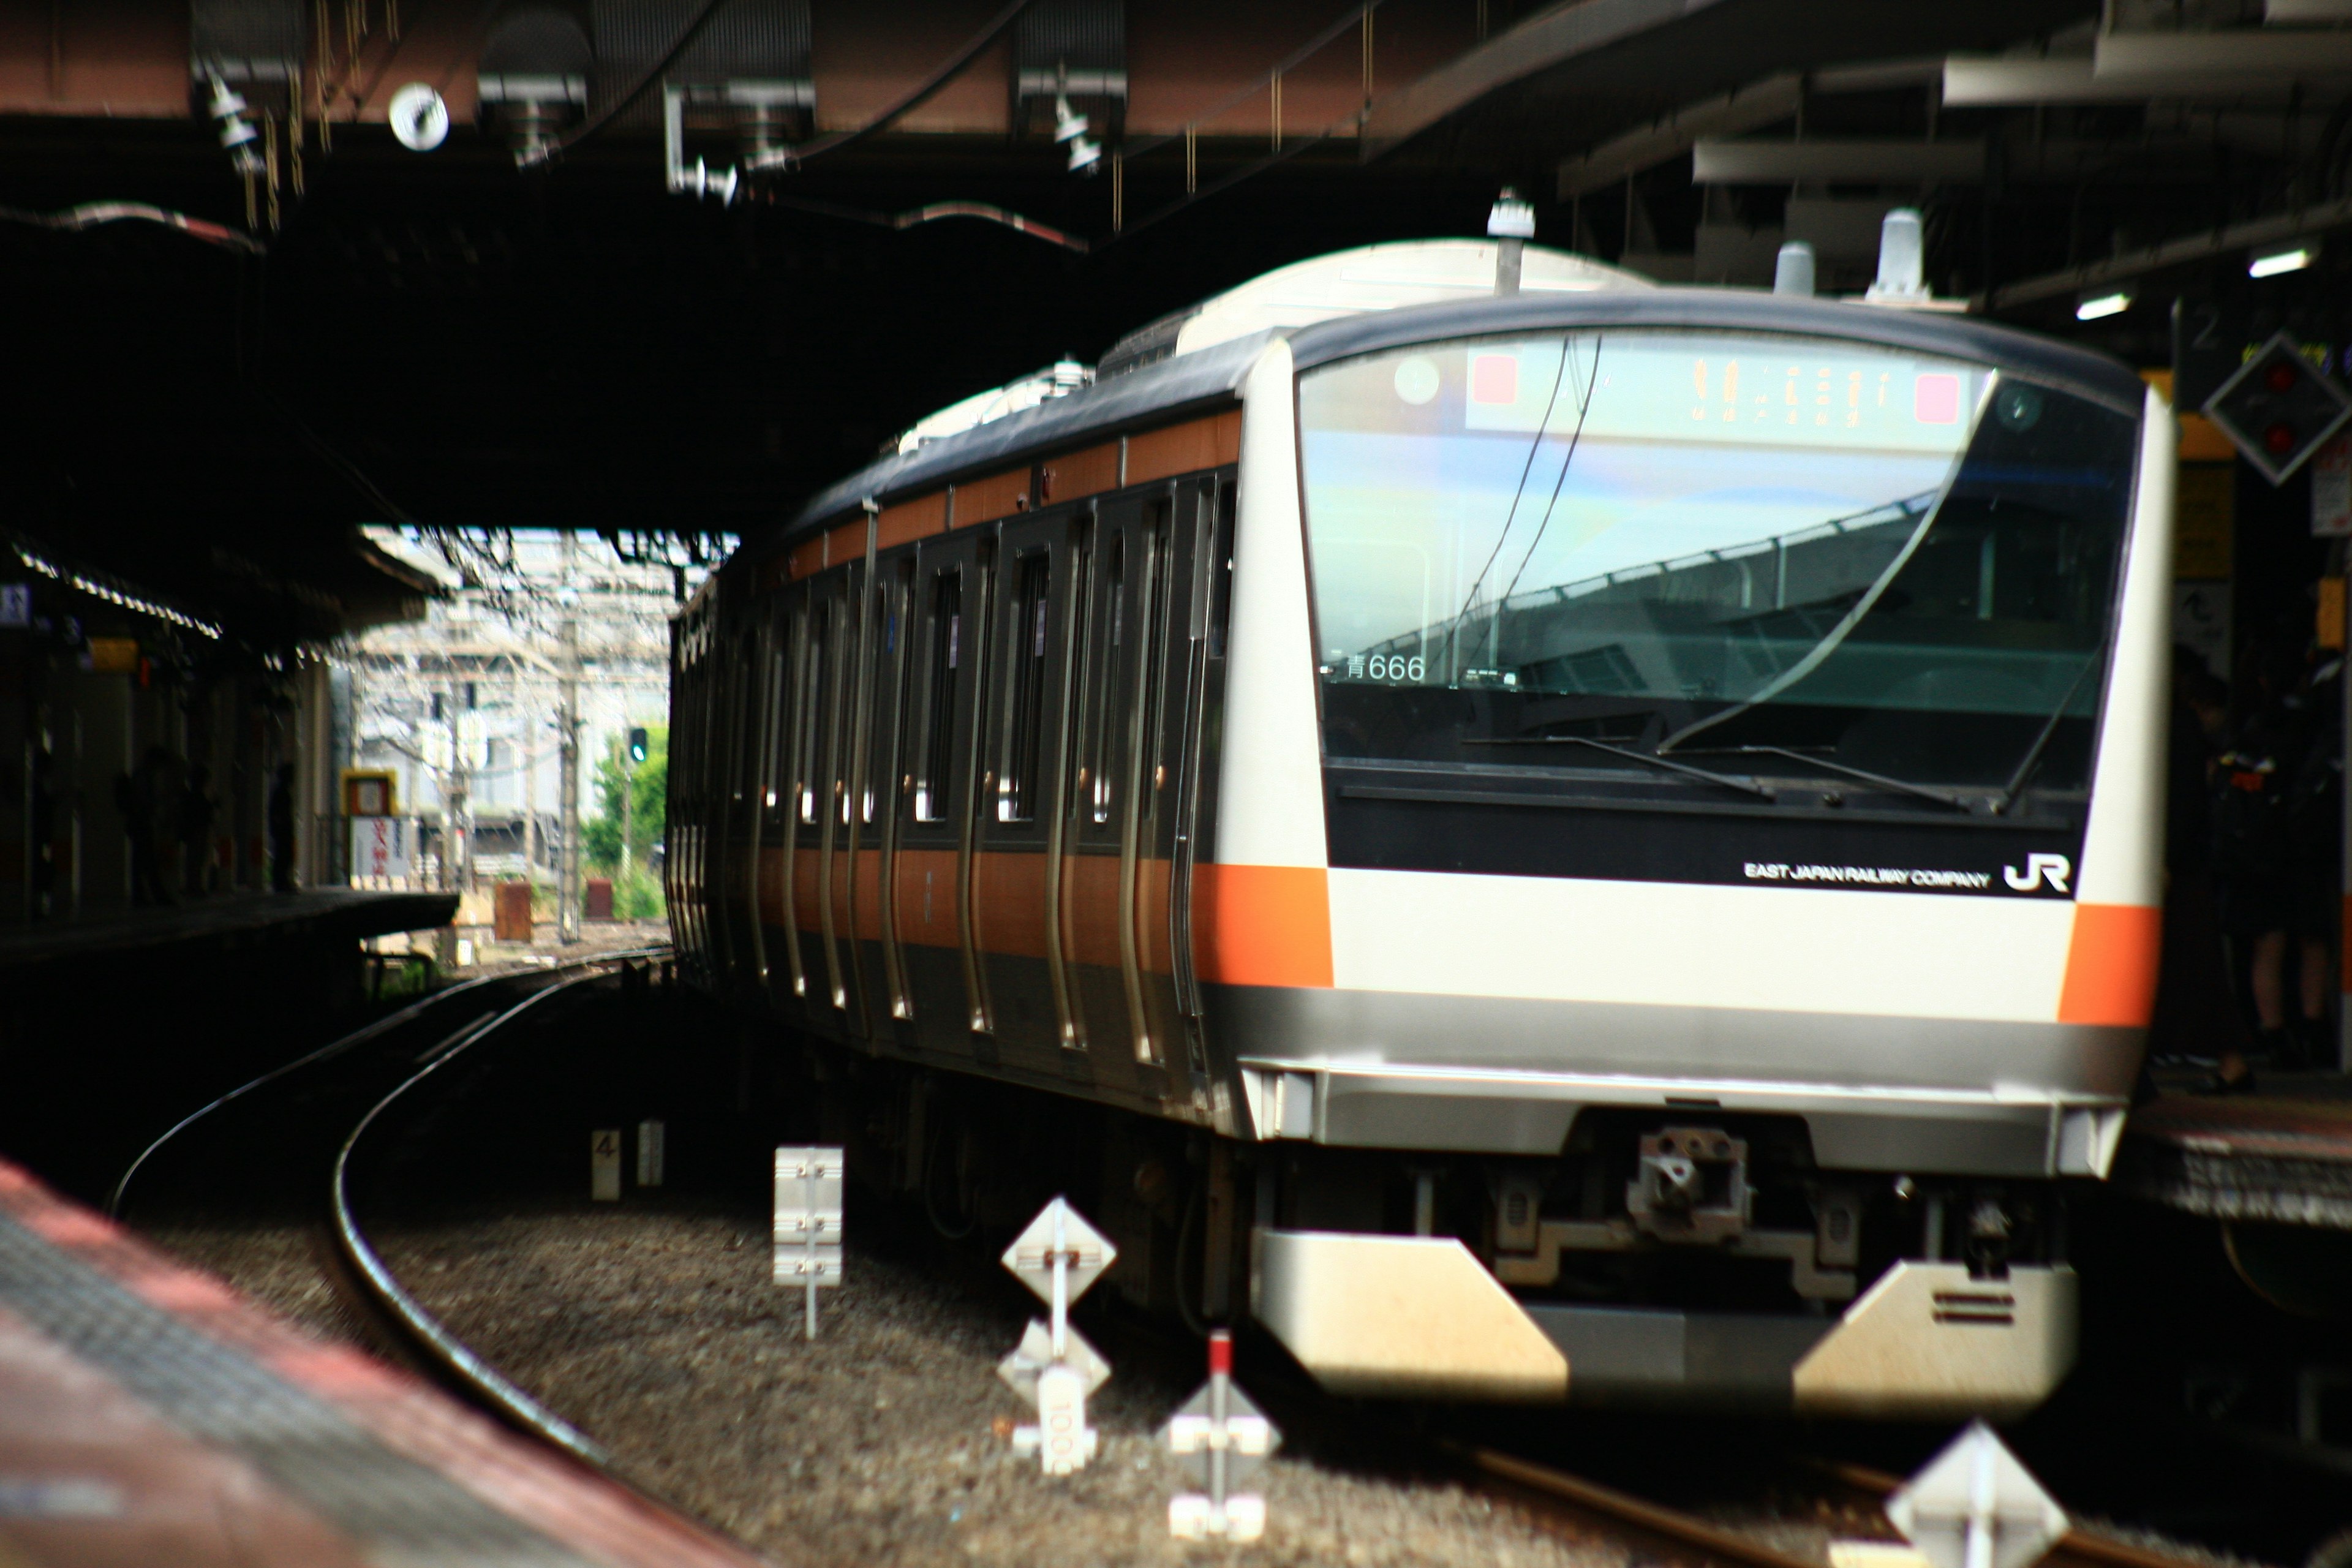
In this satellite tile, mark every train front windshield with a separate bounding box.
[1296,330,2141,796]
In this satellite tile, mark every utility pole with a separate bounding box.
[558,533,582,945]
[621,760,634,881]
[434,666,457,971]
[448,671,471,898]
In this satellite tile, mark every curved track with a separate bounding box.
[329,966,625,1464]
[108,947,667,1458]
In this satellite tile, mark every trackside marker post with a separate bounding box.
[1886,1422,2066,1568]
[1163,1329,1279,1540]
[998,1197,1115,1475]
[590,1129,621,1201]
[773,1147,844,1340]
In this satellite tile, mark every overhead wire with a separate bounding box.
[1446,333,1574,650]
[522,0,733,165]
[760,194,1089,252]
[1100,0,1386,245]
[0,202,265,254]
[747,0,1036,172]
[1493,335,1604,609]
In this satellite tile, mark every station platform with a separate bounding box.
[0,1156,764,1568]
[0,889,457,981]
[2119,1077,2352,1230]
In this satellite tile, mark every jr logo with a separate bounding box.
[2002,853,2072,894]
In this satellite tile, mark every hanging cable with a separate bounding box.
[1446,332,1574,647]
[0,202,265,254]
[521,0,731,167]
[1493,336,1604,609]
[746,0,1035,172]
[760,194,1089,252]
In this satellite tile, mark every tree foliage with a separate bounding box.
[585,723,666,872]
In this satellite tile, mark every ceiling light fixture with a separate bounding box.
[2250,244,2316,279]
[2075,288,2133,321]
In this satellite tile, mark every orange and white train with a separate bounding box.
[668,238,2173,1415]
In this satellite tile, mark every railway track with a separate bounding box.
[104,960,2319,1568]
[108,946,668,1453]
[1465,1443,2252,1568]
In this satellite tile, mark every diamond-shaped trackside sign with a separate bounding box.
[1001,1197,1116,1305]
[998,1319,1112,1400]
[2204,331,2352,486]
[1886,1422,2068,1568]
[1161,1376,1280,1490]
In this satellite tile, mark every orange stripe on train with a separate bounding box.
[1193,864,1333,990]
[2056,902,2162,1026]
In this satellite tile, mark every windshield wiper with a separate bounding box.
[1678,745,1976,813]
[1465,735,1776,800]
[1994,651,2105,815]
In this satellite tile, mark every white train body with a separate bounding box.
[671,241,2173,1416]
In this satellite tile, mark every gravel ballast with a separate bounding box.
[364,1203,1621,1568]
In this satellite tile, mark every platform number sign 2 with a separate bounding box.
[591,1129,622,1202]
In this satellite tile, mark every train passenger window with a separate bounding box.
[797,600,827,825]
[1207,483,1236,660]
[1001,552,1052,823]
[761,625,788,829]
[1139,503,1173,805]
[1091,532,1124,824]
[876,560,914,826]
[915,571,961,822]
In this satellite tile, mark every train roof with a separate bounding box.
[754,241,2146,568]
[1285,287,2149,410]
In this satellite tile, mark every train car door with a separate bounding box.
[748,600,790,994]
[1147,476,1233,1080]
[894,529,994,1055]
[707,622,743,984]
[859,554,919,1037]
[809,562,869,1037]
[1064,494,1174,1093]
[971,508,1091,1068]
[774,581,816,1019]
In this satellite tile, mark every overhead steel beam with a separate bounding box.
[1360,0,1729,160]
[2094,28,2352,80]
[1945,55,2144,104]
[1943,51,2304,102]
[1556,75,1801,198]
[1552,58,1948,198]
[1692,138,1985,183]
[1987,194,2352,309]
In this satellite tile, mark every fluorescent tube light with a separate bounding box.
[2250,246,2316,279]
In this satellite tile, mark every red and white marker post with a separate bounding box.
[1162,1330,1280,1541]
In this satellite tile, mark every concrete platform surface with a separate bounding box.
[0,1158,766,1568]
[2121,1078,2352,1230]
[0,891,458,977]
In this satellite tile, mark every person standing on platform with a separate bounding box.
[2213,638,2330,1072]
[266,763,298,894]
[2163,652,2256,1093]
[116,746,175,907]
[178,763,216,897]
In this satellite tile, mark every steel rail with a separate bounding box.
[1798,1456,2226,1568]
[1466,1446,1825,1568]
[1468,1441,2223,1568]
[328,958,649,1467]
[107,945,671,1219]
[107,965,522,1219]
